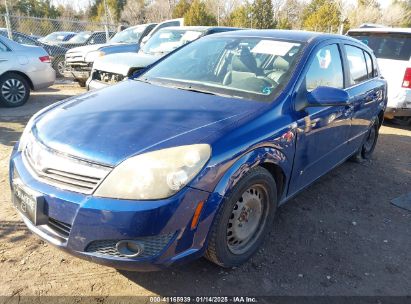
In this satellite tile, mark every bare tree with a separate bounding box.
[381,2,409,26]
[347,4,381,27]
[145,0,174,22]
[120,0,147,25]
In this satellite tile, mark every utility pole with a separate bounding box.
[4,0,12,40]
[103,0,110,41]
[217,0,220,26]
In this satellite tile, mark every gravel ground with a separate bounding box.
[0,84,410,297]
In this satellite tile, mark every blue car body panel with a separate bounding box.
[9,30,387,270]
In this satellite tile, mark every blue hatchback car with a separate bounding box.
[9,30,387,271]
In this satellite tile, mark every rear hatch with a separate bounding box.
[347,30,411,107]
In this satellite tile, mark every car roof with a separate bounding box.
[157,26,238,32]
[204,29,353,43]
[348,27,411,34]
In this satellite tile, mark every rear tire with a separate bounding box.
[0,73,30,107]
[350,117,380,162]
[205,166,277,268]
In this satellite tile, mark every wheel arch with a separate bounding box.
[0,70,34,90]
[212,146,291,204]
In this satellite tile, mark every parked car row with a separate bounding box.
[64,18,184,86]
[1,20,410,126]
[0,28,116,78]
[9,29,388,271]
[88,26,240,90]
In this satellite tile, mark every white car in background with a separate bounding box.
[0,35,55,107]
[348,28,411,125]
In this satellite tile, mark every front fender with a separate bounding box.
[212,146,290,200]
[192,146,292,253]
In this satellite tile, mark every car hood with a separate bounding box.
[67,44,107,55]
[93,52,160,75]
[34,80,262,166]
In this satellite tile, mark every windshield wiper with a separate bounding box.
[174,86,217,96]
[134,77,151,84]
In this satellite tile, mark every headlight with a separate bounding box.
[85,51,105,62]
[94,144,211,200]
[17,116,36,152]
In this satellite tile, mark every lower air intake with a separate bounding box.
[85,233,175,258]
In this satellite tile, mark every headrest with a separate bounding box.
[231,48,258,73]
[272,56,289,71]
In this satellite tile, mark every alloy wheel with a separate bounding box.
[1,79,26,104]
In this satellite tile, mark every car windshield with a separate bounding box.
[141,29,204,55]
[139,36,303,102]
[349,32,411,60]
[41,32,71,42]
[110,26,146,43]
[68,32,91,43]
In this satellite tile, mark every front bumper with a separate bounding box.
[385,107,411,119]
[9,148,221,271]
[385,89,411,118]
[64,62,92,81]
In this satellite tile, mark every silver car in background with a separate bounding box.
[0,35,55,107]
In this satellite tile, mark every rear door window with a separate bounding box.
[345,45,368,85]
[348,32,411,61]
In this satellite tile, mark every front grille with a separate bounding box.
[23,133,111,194]
[85,233,175,259]
[47,217,72,238]
[92,69,124,84]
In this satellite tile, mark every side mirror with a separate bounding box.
[306,86,350,107]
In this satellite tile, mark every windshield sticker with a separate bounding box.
[251,40,300,56]
[316,49,331,69]
[159,32,172,39]
[181,31,202,41]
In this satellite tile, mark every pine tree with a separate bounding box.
[252,0,275,29]
[172,0,191,18]
[227,5,252,28]
[184,0,217,26]
[302,0,341,32]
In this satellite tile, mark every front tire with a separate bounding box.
[77,80,86,87]
[53,57,66,78]
[205,167,277,268]
[0,73,30,107]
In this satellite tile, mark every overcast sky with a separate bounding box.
[49,0,392,11]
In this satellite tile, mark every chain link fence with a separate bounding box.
[0,14,119,78]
